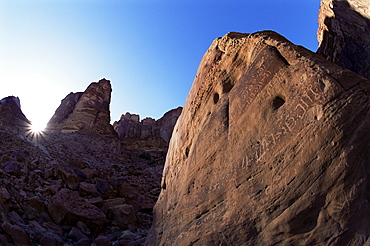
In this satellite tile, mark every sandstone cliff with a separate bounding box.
[46,78,116,135]
[113,107,182,144]
[317,0,370,79]
[147,31,370,245]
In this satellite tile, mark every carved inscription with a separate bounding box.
[239,73,326,167]
[230,45,289,121]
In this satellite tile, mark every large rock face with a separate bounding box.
[317,0,370,79]
[0,96,30,128]
[113,107,182,144]
[46,78,115,135]
[147,31,370,245]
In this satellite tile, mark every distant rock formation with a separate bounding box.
[0,96,30,128]
[113,107,182,144]
[317,0,370,79]
[46,78,115,135]
[147,31,370,245]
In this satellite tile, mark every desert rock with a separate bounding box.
[0,93,178,244]
[113,107,182,144]
[317,0,370,79]
[147,31,370,245]
[0,96,31,129]
[46,78,116,135]
[2,221,31,245]
[48,188,106,229]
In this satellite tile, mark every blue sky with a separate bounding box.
[0,0,320,130]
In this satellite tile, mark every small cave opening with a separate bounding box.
[272,96,285,110]
[213,93,220,104]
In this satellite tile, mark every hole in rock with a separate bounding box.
[319,80,326,92]
[222,76,234,93]
[272,96,285,110]
[185,147,190,157]
[222,81,233,93]
[213,93,220,104]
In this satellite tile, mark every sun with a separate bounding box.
[26,121,47,143]
[30,121,46,134]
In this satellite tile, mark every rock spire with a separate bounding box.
[46,78,115,135]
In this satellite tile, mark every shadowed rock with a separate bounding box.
[48,188,106,231]
[0,96,31,129]
[317,0,370,79]
[147,31,370,245]
[113,107,182,144]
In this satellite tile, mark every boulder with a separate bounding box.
[147,31,370,245]
[48,188,106,231]
[94,235,112,246]
[28,195,47,213]
[2,221,30,246]
[40,234,63,246]
[69,227,89,242]
[317,0,370,79]
[107,204,137,230]
[77,221,91,236]
[2,161,24,177]
[101,198,127,214]
[96,179,115,198]
[79,181,99,196]
[0,187,10,204]
[55,164,86,190]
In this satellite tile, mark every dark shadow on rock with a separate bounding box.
[317,0,370,79]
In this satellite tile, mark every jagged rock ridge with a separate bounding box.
[147,30,370,245]
[317,0,370,79]
[113,107,182,144]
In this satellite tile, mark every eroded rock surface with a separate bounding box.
[46,78,115,135]
[147,31,370,245]
[317,0,370,79]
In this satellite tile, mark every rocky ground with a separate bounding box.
[0,125,169,246]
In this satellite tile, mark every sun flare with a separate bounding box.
[30,121,46,134]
